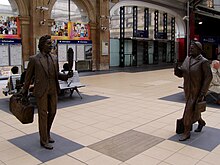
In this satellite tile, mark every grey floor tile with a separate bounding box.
[169,126,220,151]
[9,132,84,162]
[88,130,164,162]
[159,92,219,108]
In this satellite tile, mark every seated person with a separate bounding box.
[61,63,69,74]
[209,60,220,104]
[60,63,73,85]
[3,66,21,95]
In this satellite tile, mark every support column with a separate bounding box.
[119,6,125,67]
[94,0,110,70]
[154,10,159,64]
[171,17,175,62]
[144,8,149,64]
[90,22,98,70]
[132,6,137,66]
[29,0,51,55]
[18,16,30,63]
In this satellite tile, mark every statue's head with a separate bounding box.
[189,41,203,58]
[38,35,52,54]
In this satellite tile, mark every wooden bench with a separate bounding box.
[59,71,85,98]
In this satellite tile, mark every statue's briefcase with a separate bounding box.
[176,118,192,134]
[9,94,34,124]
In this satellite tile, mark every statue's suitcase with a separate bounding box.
[9,94,34,124]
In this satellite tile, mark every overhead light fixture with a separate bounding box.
[198,21,203,24]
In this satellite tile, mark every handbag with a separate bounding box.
[9,94,34,124]
[176,118,192,134]
[195,101,206,112]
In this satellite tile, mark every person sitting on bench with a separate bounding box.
[7,66,21,92]
[209,60,220,104]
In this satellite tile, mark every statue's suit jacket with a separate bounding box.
[23,52,67,98]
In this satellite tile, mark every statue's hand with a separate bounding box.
[20,89,28,97]
[198,93,205,102]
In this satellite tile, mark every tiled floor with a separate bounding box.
[0,68,219,165]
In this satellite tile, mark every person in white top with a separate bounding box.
[209,60,220,104]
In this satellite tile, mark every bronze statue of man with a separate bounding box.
[174,41,213,141]
[22,35,72,149]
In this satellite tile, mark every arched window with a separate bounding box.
[0,0,18,16]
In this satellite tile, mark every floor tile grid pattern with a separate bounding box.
[0,68,219,164]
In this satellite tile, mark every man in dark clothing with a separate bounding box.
[174,41,213,141]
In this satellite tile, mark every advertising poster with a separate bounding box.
[70,22,90,40]
[0,16,21,39]
[51,22,90,40]
[51,22,71,40]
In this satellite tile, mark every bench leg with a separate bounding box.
[75,88,82,99]
[69,89,74,97]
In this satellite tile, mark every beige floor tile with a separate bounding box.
[51,125,73,134]
[150,128,174,139]
[196,161,213,165]
[0,129,25,140]
[143,146,174,161]
[0,141,15,152]
[91,121,117,129]
[0,147,27,162]
[0,125,16,133]
[134,124,158,134]
[90,130,116,140]
[76,126,101,134]
[106,125,130,134]
[4,154,41,165]
[64,121,86,129]
[74,135,101,146]
[69,147,101,162]
[125,154,161,165]
[86,154,122,165]
[145,121,169,129]
[211,144,220,154]
[62,130,86,141]
[164,153,199,165]
[117,121,141,129]
[0,137,5,142]
[177,146,209,160]
[45,155,85,165]
[157,162,171,165]
[201,153,220,165]
[156,140,185,152]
